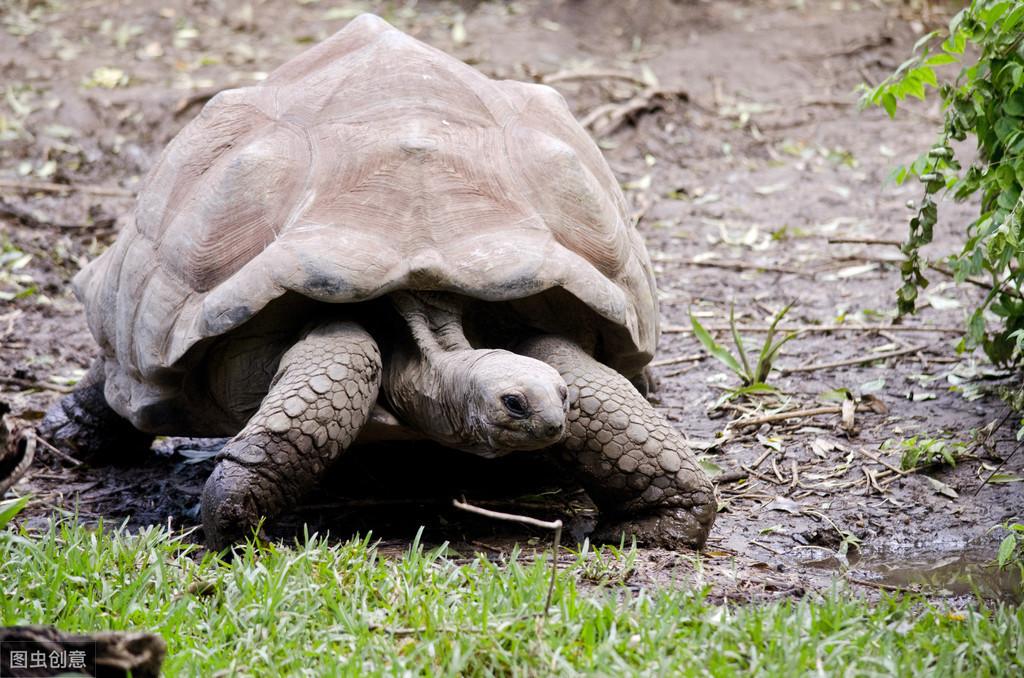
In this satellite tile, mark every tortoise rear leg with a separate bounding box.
[519,336,716,549]
[39,360,155,462]
[202,320,381,550]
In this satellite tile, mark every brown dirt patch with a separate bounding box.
[1,0,1020,603]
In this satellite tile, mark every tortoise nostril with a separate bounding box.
[545,422,564,438]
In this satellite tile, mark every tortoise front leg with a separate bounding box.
[202,320,381,550]
[518,336,716,548]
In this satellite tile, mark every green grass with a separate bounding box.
[2,520,1023,676]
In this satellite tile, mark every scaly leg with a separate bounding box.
[519,336,716,548]
[202,320,381,549]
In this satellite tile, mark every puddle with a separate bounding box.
[805,544,1023,603]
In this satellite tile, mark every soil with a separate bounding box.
[1,0,1021,604]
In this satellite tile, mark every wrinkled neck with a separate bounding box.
[386,292,491,452]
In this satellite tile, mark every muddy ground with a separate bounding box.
[1,0,1022,604]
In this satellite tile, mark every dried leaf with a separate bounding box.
[836,263,879,278]
[925,476,959,499]
[765,496,802,514]
[841,396,856,432]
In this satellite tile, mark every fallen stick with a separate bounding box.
[856,447,906,477]
[779,344,926,373]
[452,498,562,616]
[649,353,705,368]
[713,469,748,485]
[729,406,842,428]
[0,199,115,231]
[35,434,84,467]
[582,87,687,137]
[827,236,1004,294]
[661,258,804,275]
[0,178,134,198]
[541,68,649,87]
[0,375,73,394]
[0,419,35,495]
[663,323,961,334]
[828,236,903,246]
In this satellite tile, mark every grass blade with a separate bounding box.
[690,311,744,377]
[729,304,753,383]
[755,302,795,383]
[0,494,30,530]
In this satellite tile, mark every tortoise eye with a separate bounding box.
[501,394,530,419]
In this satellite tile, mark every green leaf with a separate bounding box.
[882,92,898,118]
[729,304,752,383]
[986,472,1024,484]
[689,312,743,377]
[997,534,1017,568]
[0,495,30,530]
[926,53,959,67]
[1003,92,1024,116]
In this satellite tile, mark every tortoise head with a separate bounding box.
[462,350,569,454]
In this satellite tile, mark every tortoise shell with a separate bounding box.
[75,14,659,431]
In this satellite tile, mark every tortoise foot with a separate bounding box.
[38,362,153,463]
[519,335,717,549]
[593,505,714,549]
[201,321,381,550]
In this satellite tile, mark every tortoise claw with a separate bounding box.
[593,505,714,550]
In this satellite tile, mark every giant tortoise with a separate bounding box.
[42,14,716,549]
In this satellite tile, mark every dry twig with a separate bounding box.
[541,68,649,87]
[0,375,73,394]
[663,323,961,334]
[730,406,844,428]
[779,344,926,373]
[0,178,133,198]
[452,498,562,615]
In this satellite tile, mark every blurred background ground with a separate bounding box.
[1,0,1020,603]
